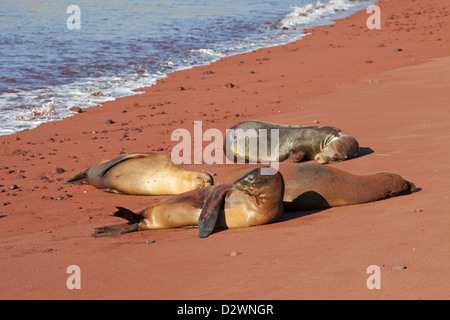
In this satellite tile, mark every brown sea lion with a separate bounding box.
[224,120,359,164]
[92,166,284,238]
[282,163,416,211]
[67,152,213,195]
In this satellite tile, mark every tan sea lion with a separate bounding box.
[92,166,284,238]
[67,152,213,195]
[225,120,359,164]
[282,163,416,211]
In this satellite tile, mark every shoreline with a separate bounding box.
[1,0,450,299]
[0,1,372,138]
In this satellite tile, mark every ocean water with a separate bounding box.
[0,0,374,136]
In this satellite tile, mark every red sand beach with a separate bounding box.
[1,0,449,299]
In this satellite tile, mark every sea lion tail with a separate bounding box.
[66,170,87,184]
[91,207,143,237]
[198,185,231,238]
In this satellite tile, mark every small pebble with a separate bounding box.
[223,82,235,88]
[38,176,52,182]
[56,194,72,200]
[393,265,407,270]
[55,167,65,174]
[230,251,241,256]
[145,239,156,244]
[69,107,84,113]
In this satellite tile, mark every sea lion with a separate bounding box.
[92,166,284,238]
[225,120,359,164]
[67,152,213,195]
[282,163,416,211]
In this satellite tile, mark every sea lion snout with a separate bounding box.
[233,172,260,196]
[315,150,343,164]
[403,180,417,194]
[195,172,214,188]
[314,154,328,164]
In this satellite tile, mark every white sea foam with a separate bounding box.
[14,100,57,121]
[279,0,372,29]
[0,71,162,136]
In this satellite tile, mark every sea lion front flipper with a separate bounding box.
[103,188,124,195]
[290,151,307,163]
[198,185,232,238]
[97,153,154,178]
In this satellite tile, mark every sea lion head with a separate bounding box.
[391,177,417,196]
[233,166,284,200]
[376,172,417,197]
[193,171,214,189]
[402,179,417,194]
[315,136,359,164]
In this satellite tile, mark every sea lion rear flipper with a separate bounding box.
[66,171,87,184]
[198,185,231,238]
[92,207,144,237]
[112,206,144,223]
[92,223,139,237]
[97,153,153,178]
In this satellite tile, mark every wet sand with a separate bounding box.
[1,0,449,299]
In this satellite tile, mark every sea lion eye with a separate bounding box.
[246,175,255,183]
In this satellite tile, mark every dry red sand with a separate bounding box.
[1,0,449,299]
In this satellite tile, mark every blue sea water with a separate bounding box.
[0,0,374,135]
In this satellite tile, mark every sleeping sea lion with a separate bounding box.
[282,163,416,210]
[225,120,359,164]
[67,152,213,195]
[92,166,284,238]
